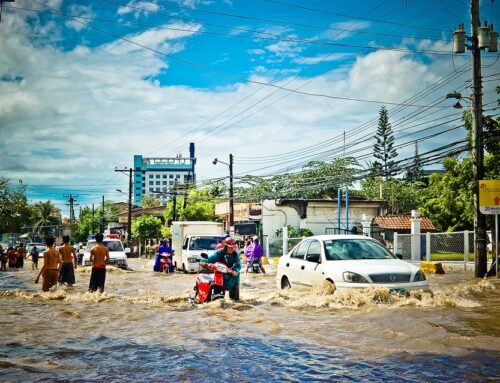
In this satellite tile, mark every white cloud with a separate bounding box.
[117,0,160,17]
[2,10,496,216]
[65,5,95,32]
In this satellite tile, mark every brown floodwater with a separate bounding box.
[0,259,499,382]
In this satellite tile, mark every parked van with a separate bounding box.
[171,221,224,273]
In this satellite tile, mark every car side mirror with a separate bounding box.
[395,253,403,260]
[306,254,320,263]
[200,252,208,259]
[125,248,131,254]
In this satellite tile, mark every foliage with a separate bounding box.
[32,200,60,234]
[132,215,162,239]
[237,157,360,201]
[275,225,314,238]
[163,188,217,222]
[0,178,31,234]
[406,142,423,181]
[160,225,171,238]
[205,180,227,198]
[373,106,398,178]
[141,195,162,209]
[72,202,123,242]
[359,177,426,215]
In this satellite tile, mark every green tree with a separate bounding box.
[163,188,217,222]
[141,195,162,208]
[33,200,60,234]
[360,177,425,215]
[373,106,398,178]
[0,178,31,234]
[132,215,162,239]
[406,141,423,182]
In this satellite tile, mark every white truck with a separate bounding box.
[171,221,224,273]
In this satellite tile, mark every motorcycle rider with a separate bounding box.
[154,239,174,272]
[200,236,241,301]
[245,236,265,274]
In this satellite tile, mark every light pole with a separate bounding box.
[447,0,497,277]
[213,154,234,232]
[115,167,133,246]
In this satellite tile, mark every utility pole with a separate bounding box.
[100,195,105,234]
[450,0,497,277]
[91,203,95,233]
[229,153,234,229]
[115,167,134,245]
[0,0,15,24]
[64,194,79,224]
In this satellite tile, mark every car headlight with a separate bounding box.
[343,271,369,283]
[413,270,426,281]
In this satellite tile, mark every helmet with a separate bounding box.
[161,238,170,244]
[222,237,236,249]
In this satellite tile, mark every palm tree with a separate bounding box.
[33,200,58,235]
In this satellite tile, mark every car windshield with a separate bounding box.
[85,240,124,252]
[324,239,395,261]
[189,236,220,250]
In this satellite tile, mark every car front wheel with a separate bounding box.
[281,276,291,289]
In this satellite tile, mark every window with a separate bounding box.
[156,174,160,179]
[156,181,160,185]
[149,174,153,179]
[291,240,310,259]
[163,174,167,178]
[163,181,167,185]
[306,240,321,262]
[176,175,180,179]
[149,181,153,185]
[169,181,174,185]
[169,175,174,179]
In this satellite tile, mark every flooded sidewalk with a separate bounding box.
[0,259,499,382]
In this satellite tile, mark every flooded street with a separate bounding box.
[1,259,499,382]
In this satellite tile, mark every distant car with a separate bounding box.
[276,235,429,294]
[82,239,129,267]
[26,243,47,255]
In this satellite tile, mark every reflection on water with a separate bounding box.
[0,259,499,382]
[1,337,499,383]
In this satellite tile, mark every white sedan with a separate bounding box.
[276,235,429,293]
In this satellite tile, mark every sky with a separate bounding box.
[0,0,499,218]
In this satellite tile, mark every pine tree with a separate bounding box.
[407,141,423,181]
[373,106,398,178]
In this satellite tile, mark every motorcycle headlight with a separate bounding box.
[343,271,369,283]
[413,270,426,281]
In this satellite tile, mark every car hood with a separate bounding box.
[83,251,127,259]
[324,259,418,275]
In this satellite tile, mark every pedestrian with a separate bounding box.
[7,246,17,268]
[35,237,62,292]
[77,243,85,266]
[0,245,7,271]
[88,233,110,293]
[27,245,40,270]
[245,236,266,274]
[16,243,26,269]
[58,235,77,287]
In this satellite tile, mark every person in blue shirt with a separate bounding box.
[154,239,174,272]
[201,236,241,301]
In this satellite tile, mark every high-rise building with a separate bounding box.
[133,143,196,206]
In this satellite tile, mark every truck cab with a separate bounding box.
[171,221,224,273]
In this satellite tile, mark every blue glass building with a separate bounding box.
[133,143,196,206]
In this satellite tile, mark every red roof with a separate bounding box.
[373,215,436,231]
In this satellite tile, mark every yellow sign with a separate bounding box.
[479,180,500,214]
[118,216,129,223]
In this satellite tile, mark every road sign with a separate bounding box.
[479,180,500,214]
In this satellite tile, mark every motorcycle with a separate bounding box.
[159,253,172,274]
[189,253,233,304]
[250,259,261,273]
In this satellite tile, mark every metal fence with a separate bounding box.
[394,231,474,265]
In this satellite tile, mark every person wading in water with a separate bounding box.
[88,233,110,293]
[35,237,62,292]
[58,235,77,287]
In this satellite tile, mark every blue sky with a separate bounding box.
[0,0,499,218]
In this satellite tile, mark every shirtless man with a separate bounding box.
[35,237,62,292]
[89,233,110,293]
[58,235,77,286]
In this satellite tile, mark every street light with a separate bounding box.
[446,89,487,277]
[213,154,234,232]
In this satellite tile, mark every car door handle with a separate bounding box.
[301,265,305,270]
[286,263,290,267]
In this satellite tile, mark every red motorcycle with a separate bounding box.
[159,253,172,274]
[189,255,233,303]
